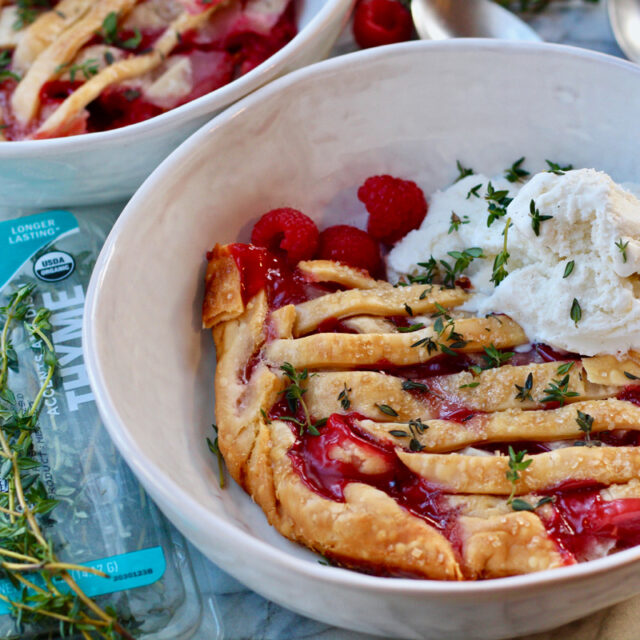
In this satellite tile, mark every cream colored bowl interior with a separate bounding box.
[85,41,640,640]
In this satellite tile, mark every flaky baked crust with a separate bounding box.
[203,245,640,580]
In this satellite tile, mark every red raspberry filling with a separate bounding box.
[358,174,428,245]
[317,225,382,277]
[352,0,413,49]
[251,208,319,266]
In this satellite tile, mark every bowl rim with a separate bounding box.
[0,0,351,155]
[85,38,640,596]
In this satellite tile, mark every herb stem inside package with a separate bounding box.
[0,209,202,639]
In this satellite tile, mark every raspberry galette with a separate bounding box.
[0,0,296,139]
[202,242,640,580]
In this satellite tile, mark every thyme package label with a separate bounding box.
[0,209,179,635]
[0,547,166,615]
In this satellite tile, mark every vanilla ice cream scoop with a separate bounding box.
[388,167,640,356]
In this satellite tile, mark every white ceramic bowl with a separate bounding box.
[0,0,351,209]
[85,41,640,640]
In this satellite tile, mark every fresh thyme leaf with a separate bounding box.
[376,403,399,417]
[401,380,427,392]
[563,260,575,278]
[0,50,20,82]
[454,160,474,183]
[404,303,413,316]
[260,407,271,424]
[570,298,582,326]
[389,429,409,438]
[514,372,534,401]
[504,157,530,183]
[556,361,574,376]
[207,426,225,487]
[411,335,438,354]
[506,446,532,505]
[490,217,511,286]
[466,183,482,199]
[545,159,573,175]
[459,381,480,389]
[448,211,470,234]
[120,27,142,50]
[397,323,425,333]
[575,410,599,447]
[99,11,119,43]
[536,496,555,508]
[338,383,351,410]
[624,371,640,380]
[510,498,535,512]
[541,374,579,406]
[528,198,553,236]
[616,238,629,263]
[482,344,514,369]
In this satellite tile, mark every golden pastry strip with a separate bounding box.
[429,361,610,411]
[341,316,398,334]
[582,352,640,385]
[293,285,467,336]
[357,398,640,452]
[297,260,382,290]
[304,371,432,422]
[398,446,640,495]
[37,5,219,136]
[202,245,244,328]
[12,0,94,72]
[11,0,138,125]
[265,315,528,369]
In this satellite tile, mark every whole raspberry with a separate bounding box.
[317,225,382,276]
[358,174,428,244]
[251,208,319,266]
[352,0,413,49]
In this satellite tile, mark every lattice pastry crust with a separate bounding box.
[203,244,640,580]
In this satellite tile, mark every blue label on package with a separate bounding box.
[0,546,166,615]
[0,210,79,290]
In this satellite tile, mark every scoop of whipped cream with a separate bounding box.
[387,168,640,356]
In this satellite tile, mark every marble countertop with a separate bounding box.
[186,4,640,639]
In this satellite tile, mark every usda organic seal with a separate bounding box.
[33,251,75,282]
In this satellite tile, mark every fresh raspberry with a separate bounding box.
[251,208,319,266]
[358,174,428,244]
[317,225,382,276]
[352,0,413,49]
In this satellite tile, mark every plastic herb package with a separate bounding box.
[0,208,202,639]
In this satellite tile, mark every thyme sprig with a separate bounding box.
[514,372,534,402]
[98,12,142,50]
[541,374,579,406]
[206,425,225,488]
[616,238,629,263]
[55,58,99,82]
[0,286,134,639]
[389,419,429,452]
[448,212,469,234]
[504,157,530,183]
[574,410,600,447]
[338,384,351,410]
[485,182,512,227]
[506,446,532,505]
[529,199,553,236]
[490,217,511,286]
[279,363,326,436]
[407,248,483,290]
[482,344,513,369]
[545,160,573,175]
[0,51,20,82]
[454,160,474,183]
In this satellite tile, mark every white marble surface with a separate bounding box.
[184,4,640,639]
